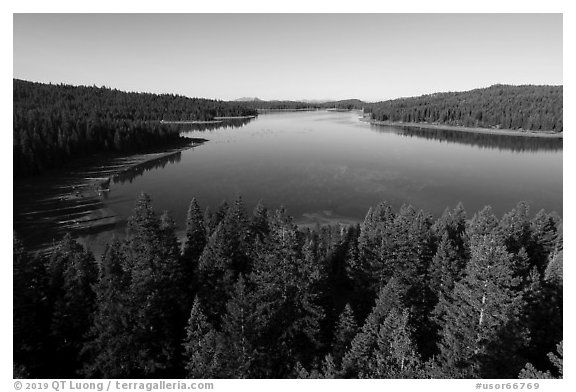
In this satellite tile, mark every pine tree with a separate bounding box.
[122,193,186,377]
[529,209,560,274]
[432,203,468,262]
[349,202,396,318]
[183,297,224,378]
[182,198,207,296]
[340,278,406,378]
[500,202,532,255]
[436,234,525,378]
[392,206,434,289]
[250,200,270,241]
[197,223,235,324]
[429,232,465,299]
[391,206,436,359]
[367,308,421,378]
[13,234,50,377]
[544,250,562,286]
[159,210,190,317]
[82,238,132,378]
[45,233,97,377]
[220,275,259,378]
[203,206,218,236]
[332,303,358,365]
[465,206,500,247]
[249,207,324,376]
[222,195,252,275]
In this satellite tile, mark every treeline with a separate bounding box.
[237,99,365,111]
[14,195,562,379]
[368,85,563,132]
[13,79,258,177]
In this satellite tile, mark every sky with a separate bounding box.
[13,13,563,102]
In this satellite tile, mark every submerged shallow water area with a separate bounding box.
[80,110,562,249]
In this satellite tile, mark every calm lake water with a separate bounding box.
[83,110,562,247]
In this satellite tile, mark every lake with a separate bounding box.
[81,110,563,249]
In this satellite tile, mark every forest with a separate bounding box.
[237,99,365,111]
[13,79,258,177]
[14,195,563,379]
[367,85,563,132]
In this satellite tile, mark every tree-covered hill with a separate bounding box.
[367,85,563,132]
[13,79,258,177]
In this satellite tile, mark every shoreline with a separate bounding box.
[213,115,257,120]
[160,120,222,124]
[257,108,320,113]
[14,138,207,254]
[361,118,563,138]
[160,115,257,124]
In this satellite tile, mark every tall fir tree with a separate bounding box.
[331,303,358,365]
[183,297,225,378]
[183,198,207,263]
[250,200,270,242]
[13,234,50,377]
[220,275,260,378]
[45,233,97,377]
[181,198,207,298]
[349,202,396,318]
[82,238,132,378]
[340,277,406,378]
[436,234,526,378]
[249,207,324,376]
[465,205,500,247]
[366,308,421,378]
[197,223,236,325]
[391,206,436,358]
[122,193,186,377]
[529,209,560,274]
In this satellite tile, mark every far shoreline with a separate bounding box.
[160,115,257,124]
[361,118,563,139]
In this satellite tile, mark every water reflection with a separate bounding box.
[112,152,182,185]
[174,117,255,133]
[371,124,563,152]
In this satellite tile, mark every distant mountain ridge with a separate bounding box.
[234,97,264,102]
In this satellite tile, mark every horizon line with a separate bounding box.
[13,77,564,104]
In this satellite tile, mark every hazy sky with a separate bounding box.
[13,14,563,101]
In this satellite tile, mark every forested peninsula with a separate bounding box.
[14,195,562,379]
[13,79,257,177]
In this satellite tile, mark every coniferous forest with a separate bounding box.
[13,79,257,177]
[367,85,563,132]
[13,195,563,379]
